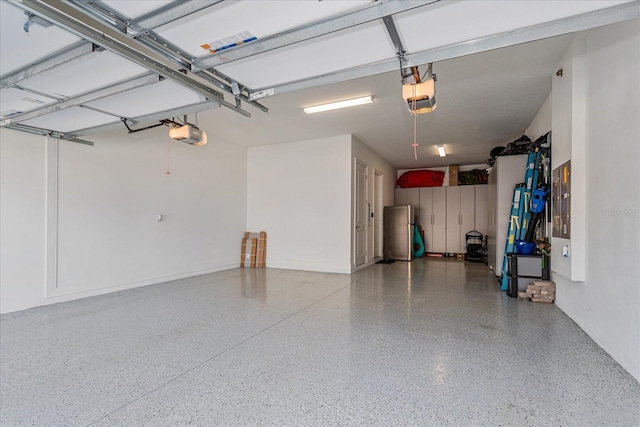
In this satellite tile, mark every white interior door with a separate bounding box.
[374,170,383,258]
[355,160,368,267]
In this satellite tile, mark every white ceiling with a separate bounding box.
[156,0,372,58]
[0,1,81,74]
[1,0,636,168]
[18,51,148,98]
[201,33,574,169]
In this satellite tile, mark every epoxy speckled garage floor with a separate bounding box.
[1,258,639,426]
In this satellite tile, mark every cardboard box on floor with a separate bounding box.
[241,231,267,268]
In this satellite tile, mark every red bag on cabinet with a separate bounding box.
[396,170,445,188]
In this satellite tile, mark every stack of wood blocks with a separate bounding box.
[241,231,267,268]
[518,280,556,303]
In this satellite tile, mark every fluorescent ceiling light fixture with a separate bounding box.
[303,96,373,114]
[437,145,446,157]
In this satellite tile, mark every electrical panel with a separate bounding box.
[552,160,571,238]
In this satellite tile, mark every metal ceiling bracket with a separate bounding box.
[196,70,268,113]
[5,123,94,145]
[12,0,252,118]
[253,1,640,97]
[231,81,241,97]
[133,33,192,70]
[382,15,408,84]
[192,0,439,71]
[382,15,405,57]
[23,11,53,32]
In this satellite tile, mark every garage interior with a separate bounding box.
[1,0,639,425]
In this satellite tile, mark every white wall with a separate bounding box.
[542,20,640,381]
[352,136,395,209]
[551,39,588,282]
[351,136,396,269]
[0,130,47,313]
[247,135,352,273]
[0,126,247,313]
[525,95,551,141]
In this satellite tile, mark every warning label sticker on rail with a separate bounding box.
[249,88,274,101]
[201,31,257,54]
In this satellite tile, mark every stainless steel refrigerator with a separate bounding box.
[383,205,415,261]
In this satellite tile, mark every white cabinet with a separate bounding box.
[432,188,447,253]
[394,188,420,220]
[446,186,476,253]
[486,155,527,276]
[445,187,461,253]
[396,185,487,255]
[418,187,446,253]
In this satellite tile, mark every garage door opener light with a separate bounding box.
[402,63,437,114]
[169,124,207,146]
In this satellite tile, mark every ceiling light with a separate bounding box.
[303,96,373,114]
[437,145,446,157]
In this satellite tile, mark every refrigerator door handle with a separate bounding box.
[407,223,412,258]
